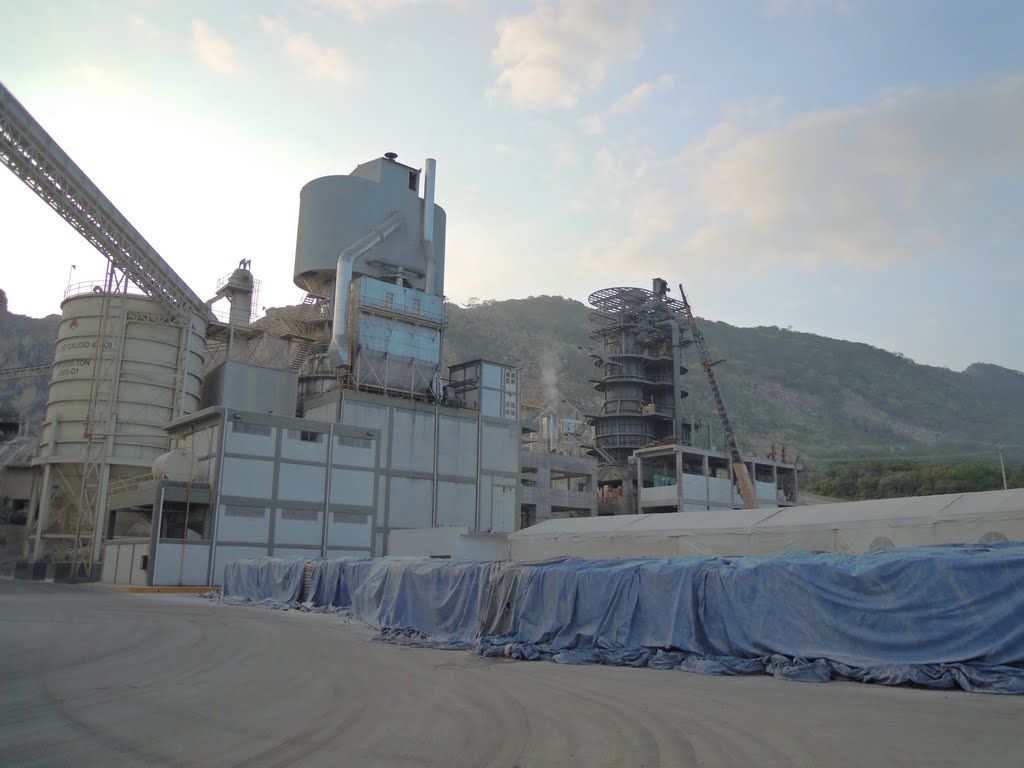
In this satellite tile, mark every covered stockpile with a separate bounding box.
[222,541,1024,694]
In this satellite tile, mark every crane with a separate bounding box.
[677,284,759,510]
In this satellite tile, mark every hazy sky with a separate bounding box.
[1,1,1021,373]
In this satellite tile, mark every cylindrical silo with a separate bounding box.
[293,155,446,297]
[31,285,206,561]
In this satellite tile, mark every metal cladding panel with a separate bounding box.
[277,463,326,503]
[436,415,477,477]
[356,315,441,361]
[341,402,391,464]
[40,292,205,464]
[389,409,435,473]
[387,476,433,528]
[280,430,328,463]
[436,481,476,527]
[332,433,376,468]
[274,508,322,546]
[202,362,298,414]
[293,172,446,295]
[326,512,372,549]
[217,503,270,543]
[225,423,276,457]
[329,468,375,506]
[221,457,274,497]
[153,542,210,586]
[709,476,734,503]
[481,422,520,473]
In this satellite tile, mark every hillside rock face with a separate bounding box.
[3,291,1020,459]
[0,290,59,426]
[443,296,1023,460]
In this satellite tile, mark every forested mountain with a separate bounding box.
[443,296,1024,463]
[2,289,1021,468]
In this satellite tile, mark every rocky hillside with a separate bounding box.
[443,296,1024,462]
[0,290,59,427]
[3,289,1021,462]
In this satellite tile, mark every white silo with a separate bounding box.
[291,153,448,403]
[31,284,207,563]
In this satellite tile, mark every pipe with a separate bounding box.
[422,158,437,295]
[327,211,404,368]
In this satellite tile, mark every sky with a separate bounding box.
[1,0,1022,373]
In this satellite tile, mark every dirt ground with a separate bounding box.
[1,579,1020,767]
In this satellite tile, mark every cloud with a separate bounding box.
[579,75,1024,278]
[191,20,242,74]
[580,114,604,135]
[608,73,675,115]
[309,0,466,23]
[488,0,666,111]
[258,16,352,83]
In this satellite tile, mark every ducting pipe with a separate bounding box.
[422,158,437,295]
[327,210,404,368]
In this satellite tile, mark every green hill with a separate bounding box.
[443,296,1024,463]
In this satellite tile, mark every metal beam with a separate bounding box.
[0,81,206,317]
[0,364,50,381]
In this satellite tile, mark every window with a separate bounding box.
[224,505,264,518]
[336,434,372,450]
[232,422,271,437]
[281,508,318,522]
[287,429,323,443]
[332,511,368,524]
[505,370,517,385]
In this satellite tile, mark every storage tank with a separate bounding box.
[31,286,207,560]
[293,154,446,297]
[37,288,206,463]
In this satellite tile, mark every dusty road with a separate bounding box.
[1,579,1019,768]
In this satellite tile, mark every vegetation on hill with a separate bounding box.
[2,289,1021,490]
[804,461,1022,500]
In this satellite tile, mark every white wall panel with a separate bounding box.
[278,463,327,503]
[437,416,477,477]
[331,468,374,506]
[226,423,276,457]
[481,422,519,472]
[221,457,274,498]
[274,508,322,546]
[217,504,270,543]
[280,430,328,463]
[390,410,435,473]
[388,476,433,528]
[436,481,475,527]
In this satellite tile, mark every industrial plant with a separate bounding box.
[0,81,809,586]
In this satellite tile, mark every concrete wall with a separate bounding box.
[520,450,598,524]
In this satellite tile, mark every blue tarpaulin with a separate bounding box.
[220,544,1024,694]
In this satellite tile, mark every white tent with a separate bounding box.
[508,489,1024,561]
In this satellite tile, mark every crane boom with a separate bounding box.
[0,81,206,317]
[678,284,759,509]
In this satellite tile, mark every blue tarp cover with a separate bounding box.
[222,544,1024,694]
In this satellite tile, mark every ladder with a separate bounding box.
[678,284,759,510]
